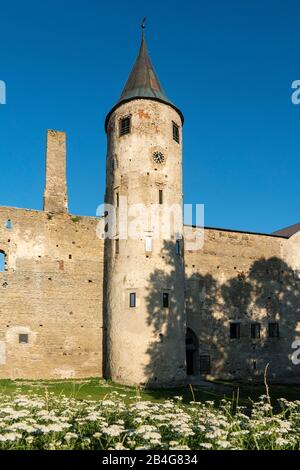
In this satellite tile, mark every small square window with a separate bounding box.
[119,117,131,136]
[163,293,169,308]
[129,292,136,308]
[19,334,28,344]
[251,323,261,339]
[269,322,279,338]
[172,122,180,143]
[230,322,240,339]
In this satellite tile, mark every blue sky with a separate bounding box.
[0,0,299,233]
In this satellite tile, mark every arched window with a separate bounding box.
[0,251,5,272]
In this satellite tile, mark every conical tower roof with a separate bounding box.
[105,25,183,131]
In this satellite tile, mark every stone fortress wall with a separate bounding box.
[185,225,300,382]
[0,128,299,383]
[0,130,104,379]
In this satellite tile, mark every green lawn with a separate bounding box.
[0,377,299,407]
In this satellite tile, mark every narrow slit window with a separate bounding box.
[269,322,279,338]
[163,292,169,308]
[129,292,136,308]
[175,240,180,255]
[119,117,131,136]
[145,237,152,253]
[115,239,119,255]
[5,219,12,230]
[116,192,119,207]
[230,322,240,339]
[251,323,261,339]
[159,190,163,205]
[172,122,180,143]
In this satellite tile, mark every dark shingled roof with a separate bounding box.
[105,31,183,131]
[272,223,300,238]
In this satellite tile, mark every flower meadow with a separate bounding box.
[0,390,299,450]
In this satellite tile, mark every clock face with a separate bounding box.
[153,151,165,164]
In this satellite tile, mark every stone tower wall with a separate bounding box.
[104,99,186,387]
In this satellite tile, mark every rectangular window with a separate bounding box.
[175,240,180,255]
[145,237,152,252]
[200,355,211,375]
[269,322,279,338]
[172,122,180,143]
[129,292,136,308]
[163,292,169,308]
[251,323,261,339]
[19,334,28,344]
[159,190,163,205]
[119,117,131,136]
[230,322,240,339]
[115,239,119,255]
[116,192,119,207]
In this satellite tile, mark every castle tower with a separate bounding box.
[104,26,186,387]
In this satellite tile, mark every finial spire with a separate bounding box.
[141,17,146,30]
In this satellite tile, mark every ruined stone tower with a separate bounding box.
[43,130,68,214]
[103,27,186,387]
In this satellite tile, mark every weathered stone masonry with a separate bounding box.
[1,31,300,384]
[0,130,103,379]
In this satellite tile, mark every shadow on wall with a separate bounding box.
[187,257,300,382]
[145,240,300,383]
[144,240,185,387]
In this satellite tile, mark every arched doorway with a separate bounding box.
[186,328,199,375]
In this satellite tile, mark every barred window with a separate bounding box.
[119,117,131,136]
[200,355,211,375]
[172,122,180,143]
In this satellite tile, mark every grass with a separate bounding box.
[0,377,299,407]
